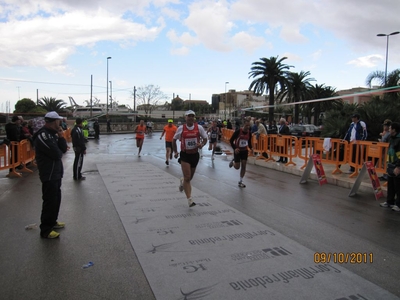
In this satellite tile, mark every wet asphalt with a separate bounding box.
[0,132,399,299]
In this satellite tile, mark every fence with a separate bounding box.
[222,129,389,177]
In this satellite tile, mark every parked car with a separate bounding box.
[290,124,321,138]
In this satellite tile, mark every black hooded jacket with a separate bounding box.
[33,126,68,182]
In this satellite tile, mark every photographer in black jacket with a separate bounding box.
[33,111,68,239]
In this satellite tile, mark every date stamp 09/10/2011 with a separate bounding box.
[314,252,373,264]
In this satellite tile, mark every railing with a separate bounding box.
[221,130,389,176]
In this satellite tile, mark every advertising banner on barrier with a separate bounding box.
[312,154,328,185]
[365,161,384,200]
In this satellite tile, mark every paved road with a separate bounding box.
[0,132,399,299]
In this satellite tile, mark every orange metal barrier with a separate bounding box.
[221,128,234,143]
[267,134,298,166]
[2,142,22,177]
[18,139,36,173]
[64,128,72,143]
[216,128,391,178]
[347,141,389,178]
[298,138,348,174]
[252,134,269,160]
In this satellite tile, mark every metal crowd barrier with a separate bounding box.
[220,129,390,176]
[0,140,36,178]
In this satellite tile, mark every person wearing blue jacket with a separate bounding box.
[33,111,68,239]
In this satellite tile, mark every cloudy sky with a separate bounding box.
[0,0,399,112]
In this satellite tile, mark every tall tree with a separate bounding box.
[133,85,168,116]
[248,56,293,122]
[365,68,400,101]
[14,98,37,113]
[307,84,338,125]
[38,96,66,112]
[277,71,315,124]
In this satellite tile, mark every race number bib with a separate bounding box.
[239,139,248,147]
[211,133,217,138]
[185,138,197,150]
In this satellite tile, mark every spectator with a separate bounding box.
[94,119,100,140]
[379,119,391,181]
[227,119,233,129]
[379,119,391,142]
[5,116,21,173]
[61,118,68,130]
[71,118,87,181]
[107,117,112,132]
[379,122,400,211]
[343,113,367,173]
[256,119,268,159]
[268,120,278,134]
[277,118,290,163]
[33,111,68,239]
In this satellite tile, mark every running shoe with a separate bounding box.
[188,198,196,207]
[53,222,65,229]
[42,231,60,239]
[229,160,234,168]
[179,177,184,192]
[165,160,169,166]
[380,202,394,208]
[238,181,246,188]
[392,205,400,212]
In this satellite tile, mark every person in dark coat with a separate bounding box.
[71,118,87,180]
[33,111,68,239]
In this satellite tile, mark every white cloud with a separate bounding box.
[232,31,265,53]
[0,8,164,71]
[184,0,233,52]
[347,55,382,68]
[310,50,322,61]
[170,46,190,56]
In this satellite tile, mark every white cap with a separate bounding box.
[45,111,63,120]
[185,110,195,116]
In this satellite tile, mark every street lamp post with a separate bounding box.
[377,31,399,85]
[109,80,112,111]
[224,82,229,120]
[106,56,112,114]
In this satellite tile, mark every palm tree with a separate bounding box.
[248,56,293,122]
[365,69,400,88]
[307,84,338,125]
[38,97,66,112]
[365,68,400,101]
[277,71,315,124]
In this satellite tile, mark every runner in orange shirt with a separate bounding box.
[160,119,177,165]
[134,119,147,157]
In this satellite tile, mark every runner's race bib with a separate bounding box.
[185,138,197,150]
[239,139,248,147]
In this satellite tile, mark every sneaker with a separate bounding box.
[229,160,234,168]
[165,160,169,166]
[392,205,400,212]
[42,231,60,239]
[238,182,246,188]
[188,198,196,207]
[78,177,86,181]
[179,177,184,192]
[53,222,65,229]
[380,202,394,208]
